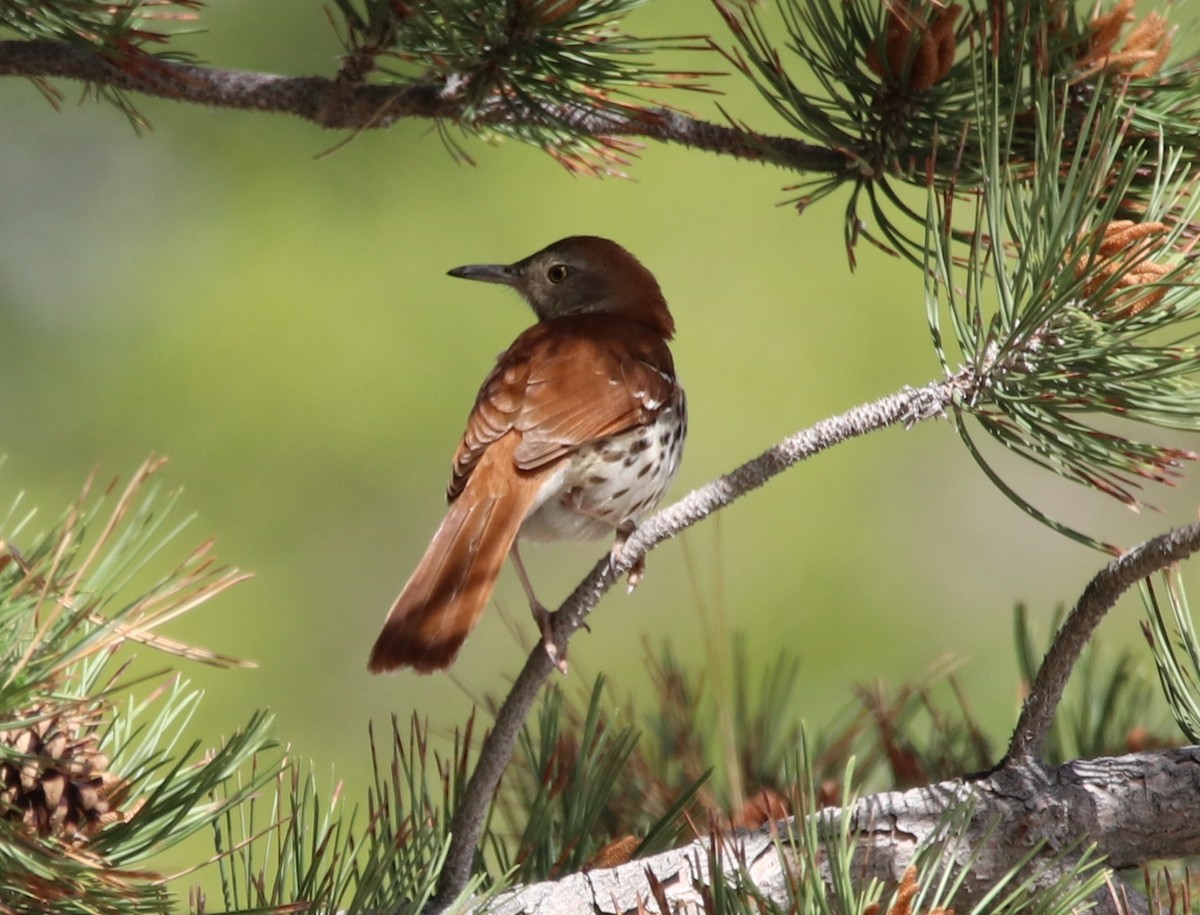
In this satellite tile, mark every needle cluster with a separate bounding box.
[0,460,275,914]
[924,70,1200,548]
[330,0,714,173]
[716,0,1190,262]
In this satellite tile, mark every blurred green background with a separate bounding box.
[3,0,1199,900]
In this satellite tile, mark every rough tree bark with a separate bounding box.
[483,748,1200,915]
[0,39,846,172]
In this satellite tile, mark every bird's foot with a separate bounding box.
[610,528,645,593]
[532,602,569,675]
[626,555,646,592]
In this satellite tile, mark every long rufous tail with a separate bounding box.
[368,440,541,673]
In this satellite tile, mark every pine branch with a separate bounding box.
[4,0,1195,204]
[1007,520,1200,765]
[484,747,1200,915]
[0,38,844,171]
[433,375,964,909]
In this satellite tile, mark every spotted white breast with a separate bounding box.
[519,386,687,543]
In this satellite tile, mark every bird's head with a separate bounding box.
[447,236,675,339]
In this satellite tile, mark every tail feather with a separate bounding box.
[368,439,542,673]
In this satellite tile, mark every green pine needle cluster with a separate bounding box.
[494,673,704,882]
[0,459,277,915]
[717,0,1197,263]
[924,67,1200,549]
[331,0,713,173]
[0,0,200,50]
[199,714,481,914]
[1141,571,1200,745]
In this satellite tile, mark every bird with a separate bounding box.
[368,236,686,674]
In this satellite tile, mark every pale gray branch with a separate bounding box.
[433,374,967,910]
[1006,520,1200,763]
[483,748,1200,915]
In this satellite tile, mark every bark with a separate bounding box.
[433,378,965,909]
[483,748,1200,915]
[0,39,847,172]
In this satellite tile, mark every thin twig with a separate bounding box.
[0,39,848,172]
[1005,519,1200,765]
[432,373,965,910]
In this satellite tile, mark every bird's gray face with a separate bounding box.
[447,246,612,321]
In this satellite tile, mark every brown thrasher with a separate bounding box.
[368,236,686,674]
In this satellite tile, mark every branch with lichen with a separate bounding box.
[3,0,1196,197]
[434,32,1200,905]
[0,37,844,173]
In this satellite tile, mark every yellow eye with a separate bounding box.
[547,264,569,284]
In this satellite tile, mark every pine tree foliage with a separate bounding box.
[0,458,277,914]
[716,0,1192,256]
[0,0,198,51]
[925,69,1200,547]
[329,0,714,171]
[196,714,486,914]
[1142,570,1200,745]
[9,1,1200,912]
[1,458,1198,912]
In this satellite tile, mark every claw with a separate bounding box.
[531,601,569,674]
[610,525,645,593]
[626,555,646,592]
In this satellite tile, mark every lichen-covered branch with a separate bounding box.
[483,747,1200,915]
[433,374,967,910]
[0,38,848,172]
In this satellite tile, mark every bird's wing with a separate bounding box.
[447,317,677,501]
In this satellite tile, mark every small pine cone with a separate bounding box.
[0,702,129,842]
[867,2,962,91]
[1076,220,1172,318]
[1075,1,1174,79]
[584,834,640,871]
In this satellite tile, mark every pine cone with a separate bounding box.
[0,701,131,841]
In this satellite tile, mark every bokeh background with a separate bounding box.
[2,0,1198,900]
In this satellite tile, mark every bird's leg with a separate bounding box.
[610,522,645,593]
[562,488,647,592]
[510,541,568,674]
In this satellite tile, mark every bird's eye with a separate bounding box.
[546,264,570,284]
